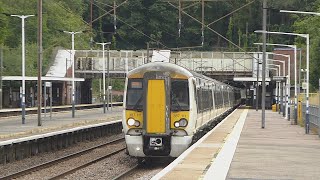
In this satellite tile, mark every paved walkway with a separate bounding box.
[226,110,320,180]
[0,107,123,141]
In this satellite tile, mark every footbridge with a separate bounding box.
[55,50,255,82]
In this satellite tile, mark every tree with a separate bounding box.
[227,17,234,50]
[292,0,320,90]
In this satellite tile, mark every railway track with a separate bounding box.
[112,158,173,180]
[0,137,125,180]
[0,102,123,117]
[112,164,139,180]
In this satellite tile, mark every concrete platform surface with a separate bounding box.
[0,107,122,141]
[227,110,320,180]
[152,109,247,180]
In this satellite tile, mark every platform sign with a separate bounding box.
[272,76,286,82]
[45,82,52,87]
[302,82,308,90]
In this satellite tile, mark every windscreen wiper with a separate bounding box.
[171,95,182,111]
[133,96,143,111]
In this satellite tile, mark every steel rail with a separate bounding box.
[49,147,126,180]
[112,164,139,180]
[1,137,125,179]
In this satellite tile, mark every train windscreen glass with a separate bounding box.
[171,80,189,111]
[126,79,143,110]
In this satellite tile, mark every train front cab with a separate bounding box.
[123,70,194,157]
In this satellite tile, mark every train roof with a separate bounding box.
[128,62,193,79]
[128,62,234,89]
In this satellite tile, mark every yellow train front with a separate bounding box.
[122,62,240,158]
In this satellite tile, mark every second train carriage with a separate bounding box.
[122,62,241,158]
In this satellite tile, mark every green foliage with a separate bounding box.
[227,17,234,50]
[0,0,90,77]
[111,35,117,50]
[2,43,38,76]
[1,0,320,91]
[111,79,125,91]
[91,78,124,102]
[293,1,320,90]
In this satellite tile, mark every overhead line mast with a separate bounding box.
[179,0,182,37]
[166,0,227,45]
[202,0,205,46]
[114,1,117,34]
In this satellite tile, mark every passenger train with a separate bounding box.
[122,62,241,158]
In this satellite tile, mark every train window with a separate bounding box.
[197,88,202,112]
[131,81,142,89]
[171,80,189,111]
[126,79,143,110]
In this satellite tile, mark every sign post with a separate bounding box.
[108,86,112,110]
[46,82,52,120]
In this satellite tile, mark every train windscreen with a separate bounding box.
[171,80,189,111]
[126,79,143,110]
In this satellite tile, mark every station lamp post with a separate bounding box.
[254,31,310,133]
[267,59,285,112]
[270,53,290,116]
[267,54,289,114]
[255,43,295,120]
[96,42,111,113]
[280,10,320,16]
[254,50,289,115]
[64,31,82,118]
[279,10,319,134]
[268,64,282,108]
[256,43,297,122]
[11,14,35,124]
[266,52,289,116]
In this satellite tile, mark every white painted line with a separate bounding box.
[151,109,238,180]
[0,120,122,146]
[203,109,248,180]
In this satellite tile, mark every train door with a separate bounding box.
[146,79,166,133]
[143,72,171,135]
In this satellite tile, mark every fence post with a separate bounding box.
[318,79,320,137]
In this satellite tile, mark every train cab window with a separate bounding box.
[171,80,189,111]
[126,79,143,110]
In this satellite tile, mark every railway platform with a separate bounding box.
[0,105,123,141]
[0,105,124,164]
[153,108,320,180]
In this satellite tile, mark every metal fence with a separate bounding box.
[301,103,320,136]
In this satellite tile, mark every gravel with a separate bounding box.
[117,158,173,180]
[0,133,172,180]
[64,151,137,180]
[0,133,124,178]
[20,141,129,179]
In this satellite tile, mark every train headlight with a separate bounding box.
[127,118,140,127]
[127,118,135,126]
[174,122,180,128]
[174,118,188,128]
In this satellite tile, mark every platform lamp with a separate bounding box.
[254,31,310,133]
[267,59,286,112]
[63,31,82,118]
[11,14,35,124]
[267,52,290,115]
[278,10,318,134]
[96,42,111,113]
[268,65,281,108]
[264,52,290,117]
[254,42,297,123]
